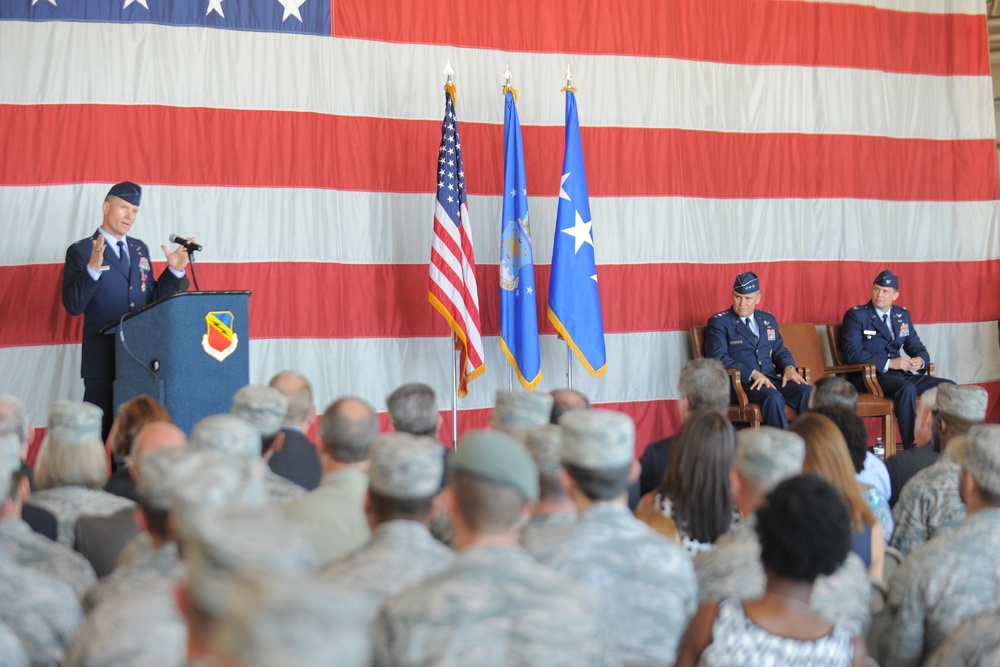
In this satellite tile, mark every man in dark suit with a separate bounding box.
[61,181,191,438]
[841,270,953,450]
[267,370,322,490]
[704,271,812,429]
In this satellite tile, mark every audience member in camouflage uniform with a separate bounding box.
[539,410,698,666]
[491,388,554,442]
[181,510,318,663]
[231,385,308,502]
[0,431,97,600]
[29,401,136,547]
[876,425,1000,667]
[923,608,1000,667]
[66,451,268,667]
[209,574,371,667]
[323,432,451,616]
[890,384,988,556]
[694,427,872,636]
[373,429,615,667]
[0,443,83,667]
[83,446,189,611]
[519,424,577,560]
[284,396,377,565]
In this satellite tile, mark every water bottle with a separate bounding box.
[874,436,885,461]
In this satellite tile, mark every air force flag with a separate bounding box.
[499,89,542,390]
[547,89,607,377]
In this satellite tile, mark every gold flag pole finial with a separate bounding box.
[444,60,456,103]
[561,64,576,93]
[502,63,517,101]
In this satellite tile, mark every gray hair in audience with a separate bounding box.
[677,358,730,414]
[190,414,261,461]
[318,397,378,463]
[0,394,30,447]
[0,433,22,498]
[34,401,107,490]
[269,370,314,426]
[386,383,439,438]
[811,376,858,411]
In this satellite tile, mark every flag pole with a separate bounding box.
[504,61,516,395]
[566,344,573,389]
[451,332,459,449]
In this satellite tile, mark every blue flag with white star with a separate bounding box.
[547,89,607,377]
[499,89,541,390]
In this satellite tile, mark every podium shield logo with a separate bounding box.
[202,311,239,362]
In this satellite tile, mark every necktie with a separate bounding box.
[882,313,892,337]
[744,317,757,338]
[118,240,130,272]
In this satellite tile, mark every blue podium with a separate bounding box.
[102,291,251,435]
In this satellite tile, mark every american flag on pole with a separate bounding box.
[428,88,485,398]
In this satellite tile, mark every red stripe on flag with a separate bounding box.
[5,260,999,348]
[1,105,996,202]
[333,0,988,76]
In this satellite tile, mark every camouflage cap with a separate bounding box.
[559,409,635,470]
[0,433,22,497]
[948,424,1000,496]
[491,390,554,433]
[232,385,288,439]
[212,575,372,667]
[190,413,260,461]
[171,450,267,540]
[451,429,539,503]
[47,400,103,446]
[135,446,189,511]
[368,433,445,499]
[935,384,988,423]
[735,427,805,489]
[524,424,563,476]
[185,510,318,616]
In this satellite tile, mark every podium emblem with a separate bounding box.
[202,311,239,362]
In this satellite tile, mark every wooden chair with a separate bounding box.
[826,323,912,456]
[689,325,799,429]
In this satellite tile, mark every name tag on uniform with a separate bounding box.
[863,329,876,339]
[899,323,909,337]
[729,340,742,345]
[766,328,776,341]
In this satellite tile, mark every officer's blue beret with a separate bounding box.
[873,270,898,289]
[106,181,142,206]
[733,271,760,295]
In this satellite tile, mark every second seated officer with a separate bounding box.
[704,272,812,429]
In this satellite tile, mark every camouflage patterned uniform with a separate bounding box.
[889,456,965,556]
[0,551,83,667]
[28,486,136,548]
[323,520,451,613]
[519,510,576,561]
[923,608,1000,667]
[83,541,183,612]
[876,508,1000,667]
[694,515,872,637]
[64,577,186,667]
[0,517,97,600]
[539,503,698,665]
[0,620,29,667]
[373,544,616,667]
[264,470,306,504]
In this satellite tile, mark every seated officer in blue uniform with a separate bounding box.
[841,270,953,451]
[704,272,812,429]
[61,182,191,439]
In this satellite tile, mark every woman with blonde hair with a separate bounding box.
[30,401,136,547]
[789,412,884,579]
[104,394,171,500]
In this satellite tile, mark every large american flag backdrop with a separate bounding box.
[2,0,999,450]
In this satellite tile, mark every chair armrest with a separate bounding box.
[927,361,935,378]
[798,366,810,384]
[825,363,885,398]
[726,369,749,408]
